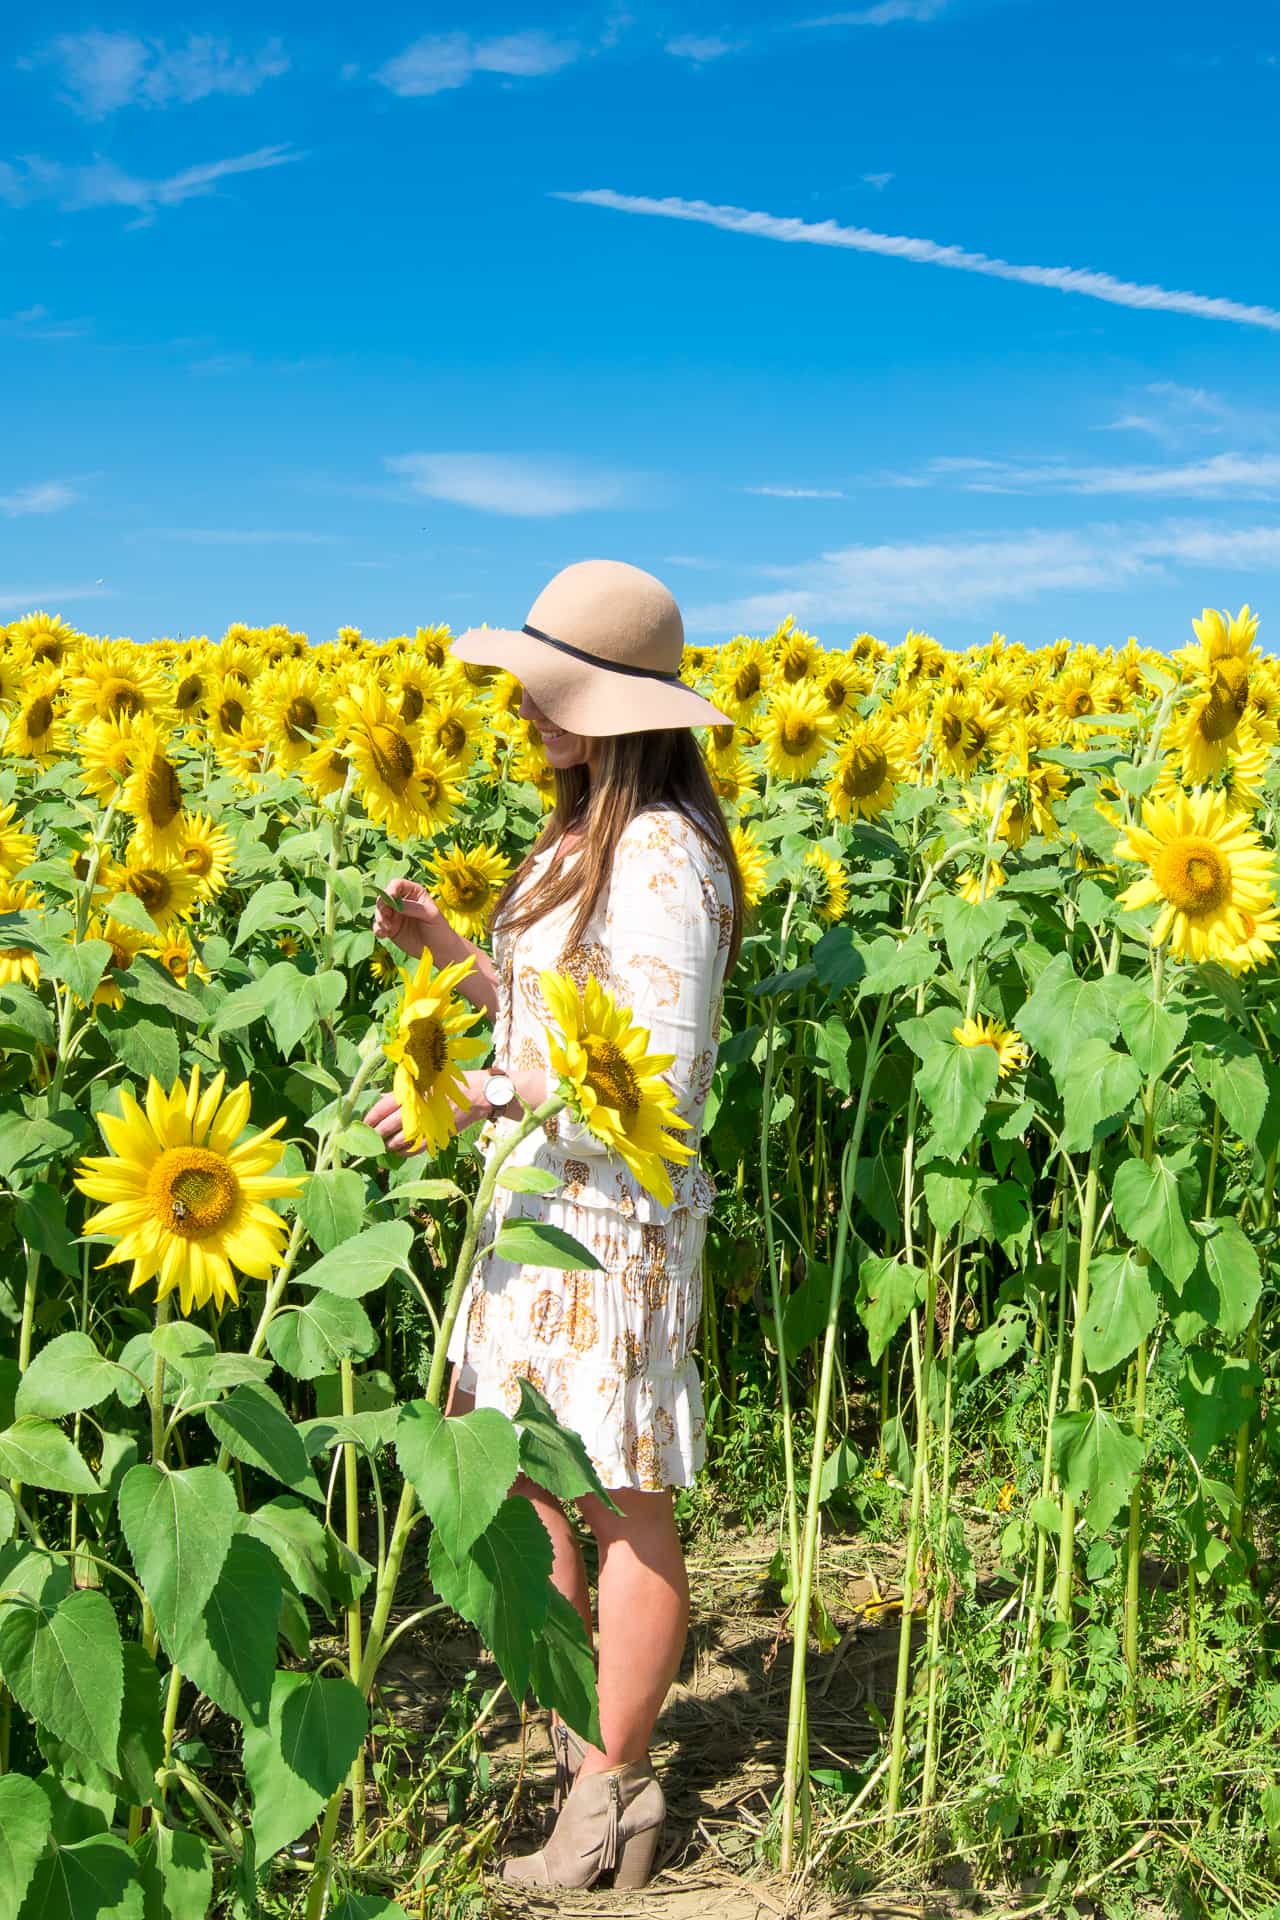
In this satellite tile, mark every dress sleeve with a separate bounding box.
[552,816,724,1160]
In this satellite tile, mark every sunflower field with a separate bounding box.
[0,602,1278,1918]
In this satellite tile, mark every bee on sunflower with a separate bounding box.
[429,842,513,940]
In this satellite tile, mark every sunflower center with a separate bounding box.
[162,946,190,981]
[841,746,889,797]
[175,675,203,711]
[1202,665,1249,742]
[27,696,54,738]
[1065,687,1094,717]
[447,867,489,909]
[781,651,809,683]
[32,639,64,665]
[1153,838,1232,915]
[780,718,816,755]
[734,663,761,700]
[404,1013,449,1080]
[418,770,441,804]
[823,678,850,709]
[370,724,416,791]
[285,696,318,740]
[104,680,144,718]
[585,1041,642,1123]
[126,868,170,911]
[436,718,467,758]
[940,713,966,750]
[152,1147,240,1238]
[218,697,245,734]
[711,725,735,753]
[400,685,425,723]
[146,757,183,829]
[182,840,212,876]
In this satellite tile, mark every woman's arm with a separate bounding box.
[373,877,499,1018]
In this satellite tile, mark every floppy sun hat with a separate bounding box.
[450,559,733,737]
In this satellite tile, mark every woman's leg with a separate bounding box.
[574,1487,689,1774]
[444,1366,592,1637]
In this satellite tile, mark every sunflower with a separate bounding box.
[931,690,1006,777]
[153,930,208,988]
[206,673,253,744]
[706,743,759,811]
[1223,905,1280,974]
[384,953,488,1154]
[11,611,79,667]
[954,859,1007,905]
[813,656,868,724]
[772,619,821,686]
[4,673,68,764]
[0,800,37,880]
[111,854,201,934]
[65,647,171,729]
[952,1015,1028,1078]
[74,1066,303,1315]
[511,737,558,810]
[1167,661,1258,785]
[77,711,160,802]
[178,813,235,899]
[429,841,513,940]
[121,743,190,861]
[803,846,849,923]
[341,683,464,840]
[414,624,453,671]
[730,823,770,910]
[1114,789,1278,965]
[538,970,694,1207]
[757,683,839,782]
[420,692,483,770]
[0,878,44,987]
[825,716,902,823]
[713,639,771,724]
[85,915,158,1009]
[259,661,337,771]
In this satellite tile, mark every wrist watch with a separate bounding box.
[482,1070,516,1117]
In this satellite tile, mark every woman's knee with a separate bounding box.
[578,1484,676,1548]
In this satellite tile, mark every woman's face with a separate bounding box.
[519,687,596,770]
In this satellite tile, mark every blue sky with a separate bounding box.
[3,1,1279,652]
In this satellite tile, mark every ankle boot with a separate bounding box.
[503,1760,665,1890]
[550,1719,587,1812]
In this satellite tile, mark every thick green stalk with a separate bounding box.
[920,1238,962,1815]
[760,886,802,1588]
[886,1237,938,1819]
[340,1356,367,1849]
[1122,947,1163,1724]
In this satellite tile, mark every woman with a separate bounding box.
[369,559,744,1890]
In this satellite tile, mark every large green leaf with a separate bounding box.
[242,1669,368,1861]
[856,1256,926,1366]
[513,1379,614,1506]
[15,1334,127,1421]
[206,1383,323,1503]
[396,1401,518,1562]
[1015,950,1118,1083]
[1112,1155,1198,1288]
[117,1465,238,1659]
[241,1497,338,1616]
[1198,1218,1263,1341]
[856,930,939,1001]
[912,1034,1000,1160]
[97,1007,181,1088]
[18,1831,143,1920]
[1178,1350,1263,1466]
[1057,1039,1142,1153]
[0,1588,123,1774]
[935,894,1009,974]
[528,1585,602,1749]
[1191,1033,1270,1144]
[428,1496,552,1700]
[299,1221,414,1298]
[1050,1407,1147,1537]
[41,939,111,1006]
[177,1534,283,1727]
[0,1418,99,1496]
[296,1170,367,1253]
[1082,1250,1161,1373]
[0,1772,53,1920]
[265,1292,377,1379]
[492,1221,602,1271]
[14,1189,79,1280]
[116,1642,165,1809]
[1111,980,1186,1079]
[133,1823,212,1920]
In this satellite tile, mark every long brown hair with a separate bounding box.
[492,730,746,974]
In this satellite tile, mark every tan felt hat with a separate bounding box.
[451,558,733,737]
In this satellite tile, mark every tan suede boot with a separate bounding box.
[502,1759,665,1890]
[550,1719,587,1813]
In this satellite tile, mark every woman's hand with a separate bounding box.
[366,1071,495,1156]
[367,1091,416,1156]
[373,877,441,959]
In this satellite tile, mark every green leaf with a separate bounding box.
[177,1534,282,1727]
[397,1402,518,1562]
[1111,980,1186,1079]
[1016,950,1118,1083]
[1192,1034,1270,1144]
[856,930,939,1001]
[1051,1407,1147,1537]
[296,1170,367,1253]
[240,1497,336,1616]
[1112,1155,1198,1288]
[114,953,203,1021]
[106,891,168,937]
[528,1585,602,1749]
[0,1588,123,1773]
[914,1039,999,1159]
[116,1642,165,1809]
[935,894,1009,973]
[96,1007,181,1088]
[1199,1218,1263,1341]
[809,928,865,994]
[1057,1039,1142,1153]
[298,1409,399,1457]
[0,1113,81,1186]
[818,1437,861,1502]
[497,1165,563,1194]
[206,1383,323,1503]
[0,985,55,1053]
[300,1221,415,1299]
[1082,1251,1160,1373]
[492,1221,602,1271]
[242,1669,367,1861]
[133,1823,212,1920]
[14,1189,79,1280]
[15,1334,126,1422]
[428,1495,552,1700]
[511,1379,614,1506]
[856,1256,926,1366]
[17,1832,143,1920]
[1178,1349,1263,1466]
[41,939,111,1005]
[117,1465,238,1660]
[974,1310,1028,1376]
[0,1774,52,1920]
[265,1292,378,1379]
[233,882,301,949]
[0,1418,99,1495]
[265,968,323,1060]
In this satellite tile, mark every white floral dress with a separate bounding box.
[446,805,735,1491]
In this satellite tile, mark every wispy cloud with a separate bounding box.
[0,145,300,222]
[745,483,846,500]
[665,34,745,61]
[1,481,80,516]
[138,528,338,546]
[898,451,1280,499]
[797,0,951,23]
[27,30,289,119]
[557,190,1280,333]
[6,303,90,340]
[387,453,631,516]
[862,171,895,190]
[376,30,578,97]
[687,519,1280,631]
[0,584,111,614]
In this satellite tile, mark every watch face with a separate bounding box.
[485,1072,515,1106]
